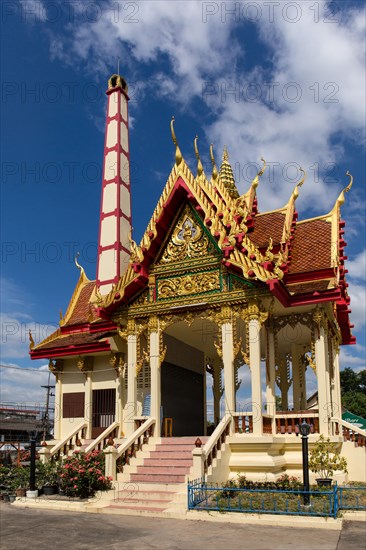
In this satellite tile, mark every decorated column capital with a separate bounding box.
[240,301,269,325]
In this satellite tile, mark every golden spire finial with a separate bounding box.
[29,329,35,350]
[251,157,266,190]
[219,146,239,199]
[210,144,218,182]
[74,252,85,275]
[194,136,204,177]
[335,170,353,208]
[170,116,183,166]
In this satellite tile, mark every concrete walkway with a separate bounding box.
[2,502,363,550]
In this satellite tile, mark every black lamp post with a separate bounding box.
[29,439,36,492]
[299,421,311,506]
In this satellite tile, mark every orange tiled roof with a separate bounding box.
[248,212,286,248]
[35,330,110,351]
[66,281,96,325]
[289,219,332,274]
[287,280,332,295]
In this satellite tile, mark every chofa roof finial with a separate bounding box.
[194,136,204,177]
[210,144,218,182]
[335,171,353,208]
[170,116,183,166]
[251,157,266,190]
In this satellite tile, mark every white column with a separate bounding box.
[150,322,161,437]
[291,344,302,411]
[85,373,93,439]
[203,362,207,436]
[222,320,235,416]
[332,343,342,420]
[300,351,307,410]
[266,327,276,420]
[249,317,263,435]
[54,376,62,439]
[213,365,222,425]
[126,333,137,436]
[314,325,330,435]
[115,370,124,437]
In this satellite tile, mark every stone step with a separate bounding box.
[107,504,167,513]
[143,458,192,467]
[131,473,186,483]
[111,497,172,508]
[148,451,193,459]
[114,479,186,492]
[116,489,175,502]
[153,445,198,452]
[135,466,189,474]
[159,437,207,445]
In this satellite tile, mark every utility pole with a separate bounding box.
[41,384,55,442]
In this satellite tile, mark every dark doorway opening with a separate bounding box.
[161,362,204,436]
[92,389,115,438]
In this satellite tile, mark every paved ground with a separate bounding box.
[0,503,365,550]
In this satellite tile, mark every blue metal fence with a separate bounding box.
[338,486,366,510]
[188,479,366,518]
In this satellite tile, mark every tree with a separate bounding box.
[340,367,366,418]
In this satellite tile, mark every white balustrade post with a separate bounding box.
[38,446,51,464]
[192,448,205,479]
[104,446,117,481]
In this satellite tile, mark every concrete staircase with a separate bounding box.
[90,436,208,517]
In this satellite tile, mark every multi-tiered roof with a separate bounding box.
[30,118,355,360]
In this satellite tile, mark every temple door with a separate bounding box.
[92,389,116,438]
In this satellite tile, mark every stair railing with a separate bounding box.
[84,421,120,453]
[104,417,155,480]
[192,415,231,479]
[39,421,88,463]
[331,417,366,447]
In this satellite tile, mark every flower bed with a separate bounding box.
[59,450,112,499]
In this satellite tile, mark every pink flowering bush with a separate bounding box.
[59,450,112,498]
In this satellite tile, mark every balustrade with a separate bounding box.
[275,411,319,435]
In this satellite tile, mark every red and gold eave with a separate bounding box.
[30,271,117,360]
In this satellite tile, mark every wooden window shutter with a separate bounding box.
[63,392,85,418]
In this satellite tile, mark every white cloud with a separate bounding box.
[0,363,54,405]
[347,250,366,282]
[0,312,57,359]
[347,281,366,330]
[29,0,365,218]
[340,345,366,370]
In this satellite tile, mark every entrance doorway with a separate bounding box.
[92,389,115,438]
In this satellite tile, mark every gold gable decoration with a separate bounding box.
[157,205,219,266]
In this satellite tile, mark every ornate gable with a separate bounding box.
[154,204,221,270]
[152,203,223,301]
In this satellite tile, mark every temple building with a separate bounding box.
[30,74,364,495]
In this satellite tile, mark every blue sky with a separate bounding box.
[1,0,365,407]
